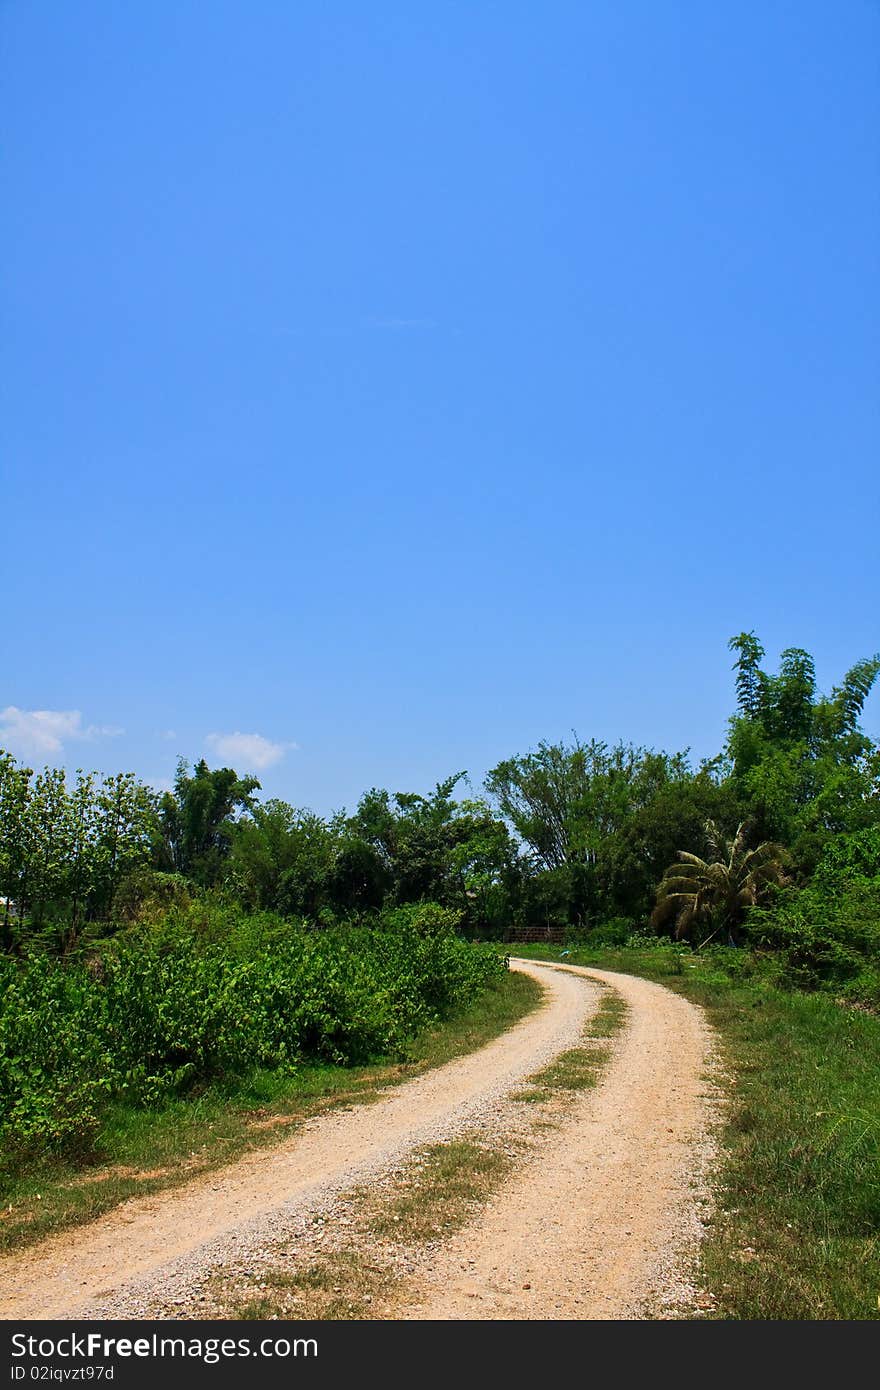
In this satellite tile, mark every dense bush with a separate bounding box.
[567,917,637,948]
[745,882,880,1004]
[739,828,880,1004]
[810,826,880,892]
[0,906,505,1159]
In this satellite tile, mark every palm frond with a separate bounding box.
[654,818,786,946]
[730,820,751,861]
[675,851,711,870]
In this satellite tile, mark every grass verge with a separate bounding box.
[515,1046,611,1104]
[511,943,880,1320]
[0,970,541,1255]
[366,1139,514,1243]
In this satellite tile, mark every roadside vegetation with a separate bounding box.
[0,905,505,1159]
[1,629,879,1319]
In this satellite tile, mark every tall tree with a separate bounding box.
[729,631,768,720]
[726,634,880,863]
[485,738,630,872]
[228,800,339,917]
[347,775,516,922]
[157,759,260,885]
[94,772,157,921]
[486,738,739,925]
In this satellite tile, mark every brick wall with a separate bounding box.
[503,925,566,944]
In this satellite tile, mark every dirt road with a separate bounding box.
[400,961,719,1319]
[0,959,718,1320]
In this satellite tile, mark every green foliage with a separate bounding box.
[223,777,518,930]
[486,737,743,926]
[640,633,879,989]
[0,907,505,1161]
[746,884,880,1004]
[567,917,636,948]
[112,867,194,922]
[378,901,463,936]
[652,820,789,945]
[227,800,340,917]
[157,759,260,885]
[811,825,880,891]
[726,635,880,864]
[0,953,112,1152]
[0,753,157,949]
[346,776,519,927]
[743,828,880,1004]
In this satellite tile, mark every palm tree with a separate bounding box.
[651,820,789,947]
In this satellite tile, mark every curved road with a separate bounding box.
[0,959,718,1320]
[403,960,719,1319]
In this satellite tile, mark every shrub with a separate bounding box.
[570,917,636,948]
[0,907,505,1159]
[745,881,880,1004]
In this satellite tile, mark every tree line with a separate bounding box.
[1,631,878,967]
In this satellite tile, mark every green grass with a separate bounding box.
[586,987,628,1038]
[510,943,880,1320]
[367,1139,513,1242]
[514,989,627,1104]
[515,1047,611,1104]
[0,969,541,1254]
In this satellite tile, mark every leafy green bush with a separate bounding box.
[745,880,880,1004]
[0,907,505,1160]
[0,954,113,1153]
[811,826,880,892]
[569,917,636,948]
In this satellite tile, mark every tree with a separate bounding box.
[486,738,742,926]
[729,632,880,748]
[346,776,517,926]
[0,753,157,950]
[157,759,260,885]
[651,820,789,946]
[28,767,73,929]
[728,631,768,720]
[93,772,157,923]
[485,739,605,872]
[0,753,32,947]
[726,634,880,865]
[64,771,99,949]
[599,763,744,920]
[326,834,388,915]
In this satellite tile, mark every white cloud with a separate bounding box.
[0,707,124,759]
[204,731,294,771]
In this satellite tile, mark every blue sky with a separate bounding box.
[2,2,878,813]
